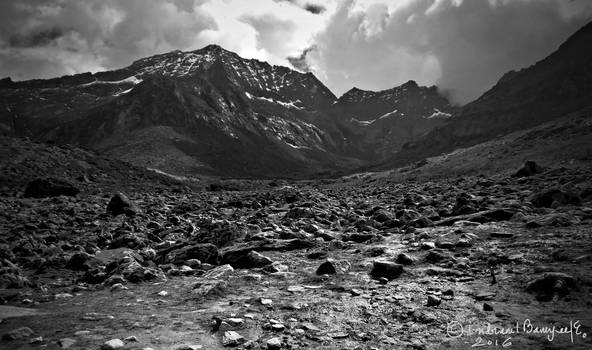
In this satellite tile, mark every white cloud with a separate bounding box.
[307,0,592,102]
[0,0,591,104]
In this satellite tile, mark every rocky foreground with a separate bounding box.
[1,156,592,349]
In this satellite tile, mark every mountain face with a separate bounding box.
[0,45,454,177]
[381,20,592,169]
[327,80,457,160]
[2,20,590,178]
[0,45,351,177]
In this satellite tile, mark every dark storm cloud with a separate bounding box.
[287,45,316,72]
[1,0,592,104]
[304,4,326,14]
[308,0,592,103]
[272,0,326,15]
[0,0,217,80]
[8,27,67,48]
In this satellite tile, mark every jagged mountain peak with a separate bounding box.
[337,80,442,104]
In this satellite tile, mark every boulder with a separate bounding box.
[370,261,403,280]
[530,189,581,208]
[222,331,245,346]
[165,243,220,265]
[220,239,315,265]
[2,327,34,340]
[101,339,125,350]
[23,178,79,198]
[315,259,351,275]
[452,193,478,215]
[512,161,544,178]
[116,260,163,283]
[107,192,140,216]
[526,272,577,301]
[66,252,100,271]
[396,253,415,265]
[221,250,273,269]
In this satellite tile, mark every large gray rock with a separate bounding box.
[315,259,351,275]
[107,192,140,216]
[512,160,544,177]
[165,243,220,265]
[526,272,578,301]
[370,261,403,280]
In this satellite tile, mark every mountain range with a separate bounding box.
[1,20,591,178]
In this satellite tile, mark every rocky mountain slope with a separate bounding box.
[0,45,458,178]
[380,20,592,170]
[328,80,457,160]
[0,45,354,178]
[2,20,591,178]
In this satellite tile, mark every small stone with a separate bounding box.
[173,345,202,350]
[329,332,349,339]
[396,253,415,265]
[350,288,362,296]
[55,293,74,299]
[427,295,441,307]
[74,330,91,336]
[101,338,125,350]
[442,289,454,296]
[225,318,244,327]
[266,337,282,350]
[271,323,285,331]
[421,242,436,250]
[222,331,245,347]
[260,298,273,306]
[124,336,138,342]
[110,283,128,291]
[378,277,389,284]
[58,338,76,348]
[2,327,34,341]
[30,336,43,344]
[157,291,168,297]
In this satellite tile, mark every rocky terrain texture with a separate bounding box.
[1,137,591,349]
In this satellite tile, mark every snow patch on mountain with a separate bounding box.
[83,76,142,87]
[425,108,453,119]
[245,92,303,110]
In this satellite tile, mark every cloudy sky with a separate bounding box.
[1,0,591,103]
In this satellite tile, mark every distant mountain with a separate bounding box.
[380,20,592,169]
[327,80,457,160]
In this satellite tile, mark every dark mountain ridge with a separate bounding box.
[377,19,592,170]
[2,20,591,178]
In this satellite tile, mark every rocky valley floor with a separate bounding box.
[1,139,592,350]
